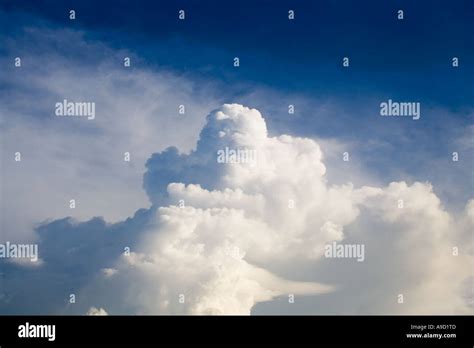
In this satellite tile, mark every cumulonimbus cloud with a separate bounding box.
[87,104,472,315]
[2,104,472,315]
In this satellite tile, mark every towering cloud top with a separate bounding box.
[144,104,326,202]
[124,104,472,314]
[199,104,269,149]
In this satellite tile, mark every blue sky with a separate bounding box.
[3,0,473,105]
[2,1,473,204]
[0,1,473,315]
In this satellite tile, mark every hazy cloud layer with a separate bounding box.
[0,25,219,244]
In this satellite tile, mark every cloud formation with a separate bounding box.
[1,10,472,316]
[1,102,472,315]
[29,103,467,315]
[86,307,108,316]
[0,24,220,245]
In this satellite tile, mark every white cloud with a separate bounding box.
[101,268,118,278]
[86,307,108,316]
[79,104,472,315]
[1,23,472,315]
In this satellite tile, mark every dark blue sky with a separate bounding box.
[2,0,473,108]
[1,0,473,209]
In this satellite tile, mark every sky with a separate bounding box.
[0,0,473,315]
